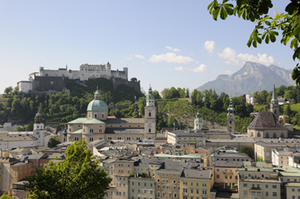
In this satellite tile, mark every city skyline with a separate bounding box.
[0,0,295,94]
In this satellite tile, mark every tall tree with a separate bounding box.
[25,139,112,199]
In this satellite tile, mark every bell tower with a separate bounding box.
[227,98,235,134]
[144,86,156,141]
[270,84,279,120]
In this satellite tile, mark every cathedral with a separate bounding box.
[247,84,288,138]
[67,87,156,143]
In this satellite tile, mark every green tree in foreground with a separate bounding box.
[239,146,254,159]
[0,193,13,199]
[25,139,112,199]
[208,0,300,84]
[47,137,61,148]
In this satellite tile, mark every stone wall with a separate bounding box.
[112,78,141,93]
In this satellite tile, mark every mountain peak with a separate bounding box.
[197,62,295,96]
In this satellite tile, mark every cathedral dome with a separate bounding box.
[87,89,108,111]
[87,100,108,111]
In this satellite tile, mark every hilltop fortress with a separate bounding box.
[18,63,140,94]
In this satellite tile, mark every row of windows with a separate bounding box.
[131,182,153,187]
[243,190,277,197]
[157,185,179,190]
[182,182,207,187]
[182,188,207,195]
[132,189,154,194]
[243,183,277,189]
[216,175,237,179]
[157,174,180,177]
[157,192,177,198]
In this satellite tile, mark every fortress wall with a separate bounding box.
[32,76,68,91]
[113,79,141,93]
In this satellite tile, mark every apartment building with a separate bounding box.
[129,177,155,199]
[179,168,214,199]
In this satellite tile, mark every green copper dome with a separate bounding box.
[227,98,235,116]
[194,112,202,123]
[87,100,108,111]
[147,87,155,100]
[87,89,108,111]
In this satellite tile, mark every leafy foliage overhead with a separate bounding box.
[208,0,300,84]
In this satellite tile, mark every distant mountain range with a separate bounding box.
[197,61,295,96]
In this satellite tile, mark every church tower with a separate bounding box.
[194,112,203,131]
[34,110,44,131]
[144,86,156,141]
[227,98,236,134]
[270,84,279,120]
[33,110,45,146]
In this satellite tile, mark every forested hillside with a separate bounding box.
[2,80,300,133]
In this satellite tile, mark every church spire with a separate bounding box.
[227,98,235,116]
[94,87,101,100]
[271,84,278,102]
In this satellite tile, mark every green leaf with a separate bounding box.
[293,47,300,61]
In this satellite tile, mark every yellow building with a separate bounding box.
[179,168,214,199]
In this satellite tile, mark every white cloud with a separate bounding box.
[191,64,208,73]
[149,53,194,64]
[204,41,216,53]
[225,70,232,74]
[173,64,208,73]
[174,66,184,71]
[134,54,145,59]
[218,47,276,66]
[218,47,239,65]
[237,53,275,66]
[166,46,181,52]
[126,55,133,60]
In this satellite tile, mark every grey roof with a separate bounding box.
[214,152,250,159]
[181,168,212,179]
[248,111,285,129]
[12,162,32,167]
[0,134,37,141]
[105,128,144,134]
[48,153,65,159]
[214,160,244,167]
[28,153,47,160]
[106,118,145,124]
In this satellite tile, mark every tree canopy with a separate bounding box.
[24,139,112,199]
[47,137,61,148]
[208,0,300,84]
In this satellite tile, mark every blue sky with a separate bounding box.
[0,0,295,95]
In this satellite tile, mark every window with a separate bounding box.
[196,182,199,186]
[99,129,102,133]
[196,189,199,194]
[251,191,255,196]
[243,183,247,187]
[190,188,193,194]
[243,190,248,196]
[191,182,194,186]
[183,181,188,185]
[202,189,207,195]
[265,192,269,197]
[273,192,277,197]
[89,137,93,142]
[148,128,151,133]
[202,183,207,187]
[257,192,261,197]
[272,185,277,189]
[266,184,268,188]
[183,188,187,193]
[127,137,131,140]
[90,129,93,133]
[217,175,220,178]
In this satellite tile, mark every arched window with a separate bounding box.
[251,132,253,137]
[266,133,269,138]
[257,132,261,137]
[149,112,151,117]
[273,133,277,138]
[149,128,151,133]
[229,120,232,124]
[281,133,284,138]
[94,114,97,118]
